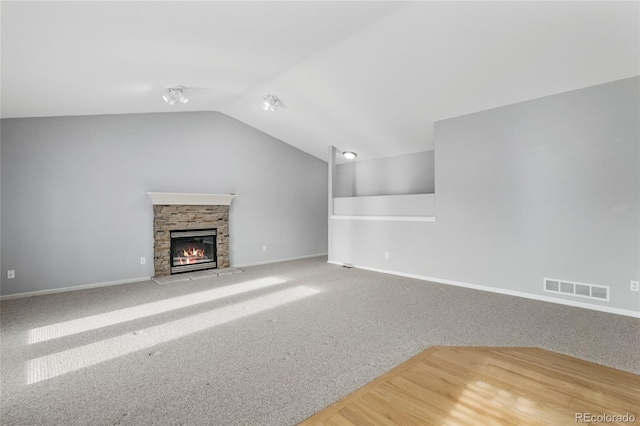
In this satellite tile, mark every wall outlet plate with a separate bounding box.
[631,281,639,292]
[140,257,146,265]
[7,270,15,279]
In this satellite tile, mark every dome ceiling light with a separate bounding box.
[343,151,357,160]
[263,94,280,112]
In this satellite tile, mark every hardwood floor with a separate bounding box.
[299,347,640,425]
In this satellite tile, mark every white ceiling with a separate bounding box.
[2,1,638,161]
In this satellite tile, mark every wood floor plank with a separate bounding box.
[396,370,531,426]
[426,348,639,421]
[320,413,358,426]
[497,348,640,398]
[358,392,426,426]
[427,347,621,408]
[478,349,640,411]
[341,402,398,426]
[376,380,461,426]
[411,353,575,411]
[382,375,509,426]
[298,347,640,426]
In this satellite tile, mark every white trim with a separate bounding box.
[234,253,328,268]
[0,277,151,301]
[147,192,238,205]
[330,215,436,222]
[326,261,640,318]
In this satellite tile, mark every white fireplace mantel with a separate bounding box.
[147,192,238,206]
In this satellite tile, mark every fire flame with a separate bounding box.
[177,246,206,265]
[182,247,205,258]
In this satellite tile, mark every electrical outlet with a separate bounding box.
[7,270,15,279]
[384,252,390,259]
[262,245,267,252]
[631,281,639,292]
[140,257,146,265]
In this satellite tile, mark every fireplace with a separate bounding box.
[170,229,217,274]
[148,193,237,277]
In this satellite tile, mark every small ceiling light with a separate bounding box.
[343,151,357,160]
[162,86,188,106]
[263,94,280,112]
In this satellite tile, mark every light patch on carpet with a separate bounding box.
[26,285,320,384]
[27,276,286,344]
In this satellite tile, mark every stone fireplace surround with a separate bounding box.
[148,193,237,277]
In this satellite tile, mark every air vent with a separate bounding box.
[575,284,590,297]
[544,278,609,302]
[545,280,559,292]
[591,286,608,300]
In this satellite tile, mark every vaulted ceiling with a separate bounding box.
[2,1,638,161]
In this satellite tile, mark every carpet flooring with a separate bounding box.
[1,256,639,425]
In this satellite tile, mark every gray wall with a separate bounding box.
[329,77,639,313]
[335,150,434,197]
[1,111,328,296]
[0,128,2,290]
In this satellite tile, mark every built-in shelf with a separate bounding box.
[331,215,436,222]
[147,192,237,205]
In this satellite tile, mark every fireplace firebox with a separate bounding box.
[170,229,217,274]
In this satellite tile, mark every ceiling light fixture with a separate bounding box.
[164,94,178,106]
[343,151,357,160]
[162,86,189,105]
[177,91,189,104]
[263,94,280,112]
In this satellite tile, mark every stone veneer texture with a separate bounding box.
[153,205,230,277]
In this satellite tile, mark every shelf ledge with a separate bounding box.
[147,192,237,206]
[330,215,436,222]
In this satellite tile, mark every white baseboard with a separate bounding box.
[327,261,640,318]
[0,254,329,300]
[0,277,151,301]
[234,253,328,268]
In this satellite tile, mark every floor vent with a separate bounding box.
[544,278,609,302]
